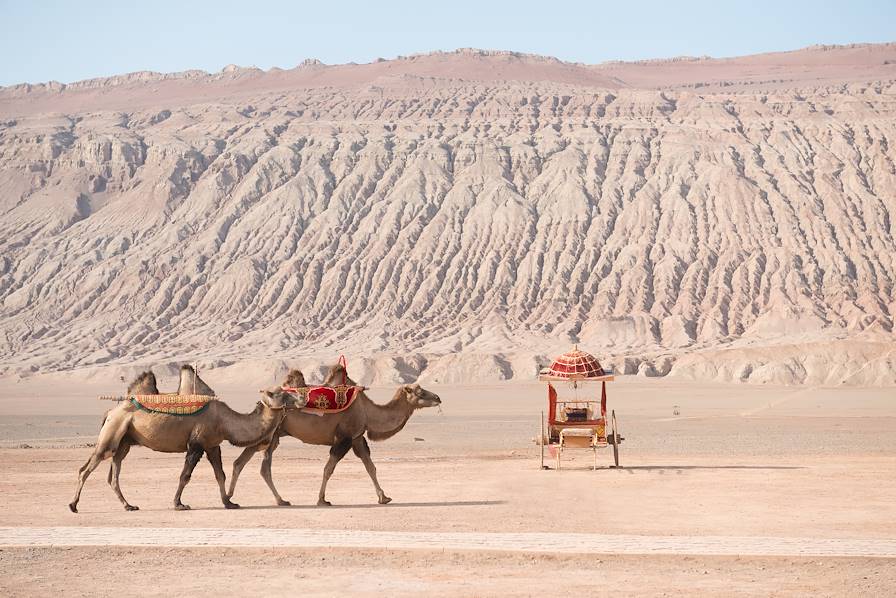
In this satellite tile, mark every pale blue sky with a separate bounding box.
[1,0,894,86]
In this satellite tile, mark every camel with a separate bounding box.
[69,366,301,513]
[228,364,441,506]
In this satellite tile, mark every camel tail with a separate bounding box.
[97,409,115,441]
[98,410,113,484]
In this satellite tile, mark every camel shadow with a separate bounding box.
[234,499,507,510]
[80,500,507,514]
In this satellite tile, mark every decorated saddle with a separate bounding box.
[129,394,215,416]
[282,385,362,413]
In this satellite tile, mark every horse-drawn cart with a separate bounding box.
[538,347,622,470]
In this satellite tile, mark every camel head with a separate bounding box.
[261,388,307,410]
[127,371,159,395]
[400,384,441,410]
[283,369,306,388]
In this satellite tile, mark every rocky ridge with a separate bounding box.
[0,45,894,386]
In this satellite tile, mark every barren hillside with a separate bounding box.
[1,45,894,385]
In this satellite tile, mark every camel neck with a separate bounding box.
[364,392,414,441]
[219,403,283,447]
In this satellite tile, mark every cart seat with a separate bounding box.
[564,407,589,422]
[559,428,596,448]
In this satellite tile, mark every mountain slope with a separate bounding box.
[1,46,895,385]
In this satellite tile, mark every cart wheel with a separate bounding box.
[611,410,620,468]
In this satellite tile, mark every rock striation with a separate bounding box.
[1,45,894,385]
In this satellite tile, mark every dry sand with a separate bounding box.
[1,378,894,596]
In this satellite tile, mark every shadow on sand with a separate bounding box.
[540,465,805,473]
[621,465,804,471]
[226,500,507,511]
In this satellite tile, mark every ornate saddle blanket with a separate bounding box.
[282,385,362,413]
[130,394,214,416]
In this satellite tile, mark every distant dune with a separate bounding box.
[1,44,894,385]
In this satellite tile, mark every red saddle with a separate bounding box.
[282,385,362,413]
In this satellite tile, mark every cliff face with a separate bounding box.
[1,47,895,385]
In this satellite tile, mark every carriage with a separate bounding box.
[538,347,622,470]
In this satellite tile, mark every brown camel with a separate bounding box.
[69,367,301,513]
[228,364,441,506]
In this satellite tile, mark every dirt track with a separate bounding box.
[1,379,894,596]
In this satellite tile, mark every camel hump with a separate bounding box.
[324,363,355,386]
[178,365,216,396]
[284,369,306,388]
[127,370,160,395]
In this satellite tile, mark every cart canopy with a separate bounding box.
[538,347,614,382]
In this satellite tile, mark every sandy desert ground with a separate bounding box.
[0,376,894,596]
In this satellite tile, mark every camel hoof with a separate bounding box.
[224,502,240,510]
[174,503,191,511]
[317,499,332,507]
[124,505,139,511]
[277,500,291,507]
[378,496,393,505]
[68,503,78,513]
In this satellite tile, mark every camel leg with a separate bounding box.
[318,438,352,506]
[259,436,290,506]
[205,445,239,509]
[69,417,128,513]
[69,449,113,513]
[352,436,391,505]
[226,444,261,500]
[107,441,138,511]
[173,445,203,511]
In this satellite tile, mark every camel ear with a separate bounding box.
[264,390,274,398]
